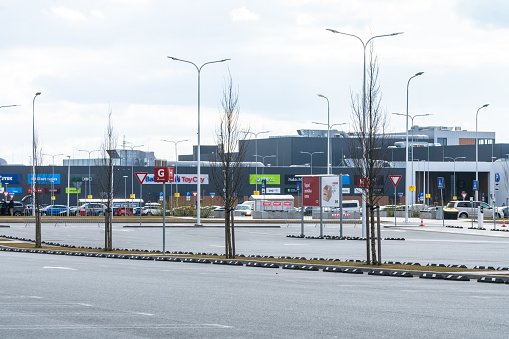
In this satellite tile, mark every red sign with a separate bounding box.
[3,191,8,197]
[389,175,402,187]
[45,188,61,194]
[27,187,43,194]
[192,192,197,197]
[263,201,271,206]
[461,192,467,200]
[357,177,369,189]
[283,201,292,206]
[154,167,174,182]
[135,172,148,184]
[273,201,282,206]
[303,177,320,207]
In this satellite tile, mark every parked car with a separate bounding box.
[235,204,252,216]
[446,201,502,219]
[142,202,162,216]
[498,206,509,218]
[41,205,69,216]
[0,201,28,216]
[78,203,106,216]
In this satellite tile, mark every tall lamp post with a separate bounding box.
[312,121,348,174]
[32,92,41,216]
[43,153,63,205]
[326,29,403,238]
[127,144,144,198]
[123,175,128,216]
[168,56,230,226]
[445,156,466,200]
[392,111,430,207]
[162,139,188,196]
[316,94,331,174]
[78,149,101,200]
[257,155,276,181]
[66,155,71,216]
[299,151,324,175]
[475,104,490,201]
[245,130,270,192]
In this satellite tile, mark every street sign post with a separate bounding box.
[389,175,402,227]
[135,172,148,227]
[437,177,444,227]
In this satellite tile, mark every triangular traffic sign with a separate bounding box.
[389,175,402,187]
[135,172,148,184]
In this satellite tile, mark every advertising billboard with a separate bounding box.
[27,174,61,185]
[144,174,209,185]
[0,174,22,185]
[321,176,340,207]
[303,176,320,206]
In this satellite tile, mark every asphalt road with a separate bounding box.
[2,217,509,267]
[2,251,509,338]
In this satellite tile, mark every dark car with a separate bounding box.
[0,201,27,216]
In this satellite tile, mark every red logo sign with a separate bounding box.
[263,202,271,206]
[389,175,402,187]
[273,201,282,206]
[27,187,43,194]
[357,178,369,189]
[283,201,292,206]
[154,168,174,183]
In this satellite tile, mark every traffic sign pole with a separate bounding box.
[389,175,401,227]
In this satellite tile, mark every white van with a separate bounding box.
[331,200,360,214]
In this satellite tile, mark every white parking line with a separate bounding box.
[43,266,77,271]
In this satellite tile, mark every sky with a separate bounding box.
[1,0,509,166]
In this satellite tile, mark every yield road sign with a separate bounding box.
[389,175,401,187]
[461,192,467,200]
[135,172,148,184]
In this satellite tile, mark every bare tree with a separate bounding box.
[96,109,117,251]
[209,75,249,259]
[348,48,390,265]
[33,133,44,247]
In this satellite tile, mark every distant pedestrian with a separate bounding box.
[9,198,14,216]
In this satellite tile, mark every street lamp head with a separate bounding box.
[391,32,404,36]
[317,94,325,98]
[482,104,489,108]
[219,59,231,62]
[326,29,339,33]
[35,92,41,96]
[167,56,178,60]
[415,72,424,76]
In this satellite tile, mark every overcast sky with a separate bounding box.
[1,0,508,165]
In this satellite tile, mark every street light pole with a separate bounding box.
[312,120,348,173]
[32,92,41,216]
[317,94,331,174]
[245,131,270,192]
[476,104,489,201]
[326,29,403,240]
[445,156,466,200]
[168,56,230,226]
[78,149,100,200]
[66,155,71,216]
[299,151,324,175]
[123,175,128,216]
[127,144,144,198]
[162,139,188,197]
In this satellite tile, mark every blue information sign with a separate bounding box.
[296,182,300,192]
[437,177,444,190]
[473,180,478,191]
[495,173,500,183]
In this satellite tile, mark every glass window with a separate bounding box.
[437,138,447,146]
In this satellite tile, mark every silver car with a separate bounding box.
[446,201,502,219]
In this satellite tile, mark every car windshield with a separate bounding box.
[446,202,455,208]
